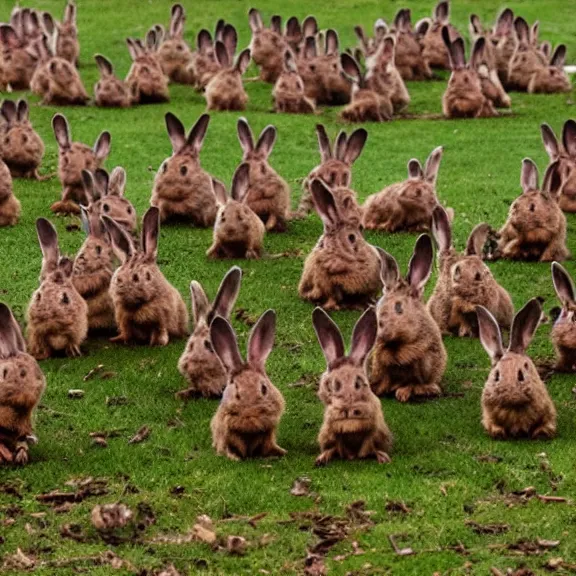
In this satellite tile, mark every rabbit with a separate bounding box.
[204,43,251,111]
[550,262,576,372]
[28,33,53,97]
[391,9,433,80]
[248,8,287,83]
[0,99,45,179]
[103,207,189,346]
[191,22,233,90]
[51,113,111,215]
[0,24,37,90]
[507,17,548,91]
[296,35,326,105]
[0,158,19,227]
[43,1,79,66]
[497,159,569,262]
[72,175,116,332]
[541,119,576,212]
[0,303,46,465]
[428,205,514,337]
[339,52,394,123]
[156,3,194,85]
[125,30,170,104]
[272,49,316,114]
[298,125,367,217]
[489,8,516,85]
[94,54,134,108]
[370,235,447,402]
[284,15,307,55]
[528,45,571,94]
[210,309,286,460]
[177,266,242,399]
[476,298,557,440]
[207,163,265,259]
[236,117,291,232]
[151,112,217,227]
[26,218,88,360]
[442,29,496,119]
[312,306,393,466]
[362,146,448,232]
[299,179,381,311]
[354,20,387,61]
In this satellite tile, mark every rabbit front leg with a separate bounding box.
[531,420,556,440]
[150,322,170,346]
[358,433,391,463]
[482,410,508,439]
[540,241,569,263]
[27,330,50,361]
[13,439,29,465]
[0,441,13,463]
[110,310,134,343]
[261,432,287,458]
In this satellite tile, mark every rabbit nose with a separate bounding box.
[352,409,362,417]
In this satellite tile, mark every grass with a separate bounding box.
[1,0,576,574]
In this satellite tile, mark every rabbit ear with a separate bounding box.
[52,113,70,149]
[407,234,434,295]
[312,307,345,365]
[235,48,251,74]
[141,207,160,261]
[435,0,450,23]
[237,117,255,154]
[514,17,530,44]
[215,40,229,67]
[303,35,317,59]
[0,100,16,124]
[380,36,395,62]
[415,18,430,36]
[42,11,55,36]
[316,124,332,162]
[540,41,552,60]
[211,177,228,205]
[0,303,26,357]
[102,215,134,263]
[424,146,443,185]
[552,262,576,307]
[247,309,276,370]
[109,167,126,197]
[93,131,111,161]
[469,14,482,36]
[349,307,378,365]
[562,119,576,157]
[340,53,361,84]
[183,113,210,156]
[94,168,109,197]
[509,298,541,354]
[36,218,60,270]
[81,169,99,202]
[354,26,368,52]
[170,3,185,38]
[80,204,91,234]
[541,123,559,159]
[470,36,486,69]
[448,35,466,70]
[325,29,339,55]
[343,128,367,165]
[145,28,158,51]
[530,20,539,43]
[222,24,238,59]
[431,205,452,252]
[551,45,566,68]
[0,25,19,49]
[520,158,539,193]
[58,257,74,279]
[376,247,400,291]
[256,125,276,158]
[270,15,282,34]
[286,16,301,39]
[283,49,297,72]
[197,29,212,52]
[211,266,242,322]
[466,223,491,256]
[210,316,243,372]
[16,99,28,122]
[542,160,563,200]
[407,159,423,179]
[494,8,514,36]
[302,15,318,37]
[311,178,340,228]
[190,281,210,325]
[476,306,504,363]
[248,7,263,33]
[64,1,76,25]
[94,54,113,76]
[214,19,225,41]
[231,163,250,202]
[334,130,348,161]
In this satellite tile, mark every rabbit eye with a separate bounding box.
[96,245,102,255]
[20,368,26,378]
[204,339,213,352]
[474,272,482,281]
[395,302,403,314]
[355,377,363,390]
[133,273,139,282]
[2,368,7,378]
[261,382,268,395]
[103,203,110,213]
[36,293,41,301]
[22,134,28,144]
[334,379,341,392]
[126,206,132,214]
[309,64,316,72]
[529,203,535,212]
[180,165,187,176]
[4,136,9,145]
[61,293,69,304]
[146,272,151,281]
[162,163,167,173]
[494,370,500,382]
[524,362,529,370]
[348,234,356,243]
[518,370,525,382]
[238,213,244,221]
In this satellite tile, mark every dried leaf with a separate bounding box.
[466,520,510,535]
[385,500,411,515]
[290,477,311,497]
[227,535,247,556]
[192,523,216,545]
[537,539,560,549]
[106,395,128,406]
[389,534,414,556]
[92,436,108,448]
[545,557,564,570]
[157,565,182,576]
[304,553,327,576]
[248,512,267,528]
[235,308,257,327]
[346,500,374,525]
[37,478,108,505]
[60,523,87,542]
[476,454,503,464]
[128,425,151,444]
[2,548,35,569]
[84,365,105,381]
[91,503,133,532]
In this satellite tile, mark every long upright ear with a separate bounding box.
[530,20,540,44]
[285,16,301,41]
[448,36,466,70]
[211,266,242,322]
[343,128,367,165]
[145,28,159,52]
[303,35,317,59]
[16,99,28,122]
[334,130,348,161]
[470,36,486,69]
[0,303,26,357]
[325,29,339,55]
[190,281,210,325]
[93,131,111,161]
[102,215,134,263]
[231,163,250,202]
[542,160,563,200]
[476,306,504,364]
[376,247,400,291]
[494,8,514,36]
[311,179,340,228]
[563,120,576,158]
[94,168,110,198]
[256,126,276,158]
[222,24,238,59]
[214,19,225,41]
[415,18,430,36]
[197,29,212,52]
[41,11,56,36]
[235,48,251,74]
[466,223,491,256]
[270,15,282,34]
[302,15,318,37]
[509,298,541,354]
[424,146,443,185]
[312,307,345,366]
[248,7,263,33]
[52,113,70,150]
[210,316,243,373]
[541,123,559,159]
[520,158,539,193]
[211,177,228,205]
[64,1,77,25]
[552,262,576,307]
[214,40,229,67]
[469,14,482,36]
[316,124,332,162]
[141,207,160,261]
[551,45,566,68]
[340,53,361,84]
[237,117,254,154]
[354,26,368,52]
[81,169,99,203]
[431,205,452,252]
[283,49,297,72]
[407,234,433,296]
[94,54,113,76]
[184,113,210,156]
[435,0,450,24]
[165,112,186,154]
[0,25,19,49]
[349,307,378,365]
[514,17,530,44]
[109,167,127,197]
[36,218,59,270]
[247,309,276,370]
[0,100,16,125]
[407,159,424,179]
[170,3,185,38]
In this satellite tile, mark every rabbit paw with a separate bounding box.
[532,424,555,440]
[486,423,507,440]
[225,449,241,462]
[13,443,29,465]
[265,443,287,458]
[245,249,260,260]
[315,450,334,467]
[375,451,392,464]
[66,344,82,357]
[395,387,413,403]
[0,443,14,464]
[150,329,169,346]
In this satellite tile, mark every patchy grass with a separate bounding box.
[1,0,576,574]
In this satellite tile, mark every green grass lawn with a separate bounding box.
[2,0,576,574]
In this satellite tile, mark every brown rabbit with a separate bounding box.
[51,113,111,215]
[428,205,514,337]
[507,17,547,91]
[207,163,265,259]
[313,306,393,466]
[191,23,232,90]
[0,100,45,179]
[0,303,46,465]
[354,20,387,61]
[94,55,133,108]
[299,179,381,310]
[27,218,88,359]
[236,117,291,231]
[210,309,286,460]
[103,207,188,346]
[497,159,569,262]
[418,0,461,69]
[489,8,516,85]
[477,299,556,440]
[362,146,446,232]
[528,45,571,94]
[298,125,367,216]
[151,112,217,226]
[45,1,79,66]
[205,43,251,111]
[177,266,242,399]
[316,29,352,106]
[0,24,37,90]
[370,235,447,401]
[248,8,287,83]
[0,158,19,227]
[541,120,576,212]
[72,174,116,332]
[551,262,576,372]
[442,30,496,118]
[272,49,316,114]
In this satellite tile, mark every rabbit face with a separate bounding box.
[485,353,538,408]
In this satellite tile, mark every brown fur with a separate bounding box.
[507,17,548,91]
[249,9,287,83]
[390,10,433,80]
[94,55,133,108]
[191,27,223,90]
[418,1,461,70]
[51,1,79,66]
[272,49,316,114]
[0,24,37,90]
[551,262,576,372]
[528,45,571,94]
[205,45,250,111]
[0,158,19,226]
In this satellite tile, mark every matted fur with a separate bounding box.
[94,54,133,108]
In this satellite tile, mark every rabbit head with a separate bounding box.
[157,4,194,83]
[551,262,576,371]
[528,45,571,93]
[0,24,37,90]
[94,54,133,107]
[54,0,78,65]
[444,28,483,94]
[236,117,277,172]
[248,8,286,81]
[274,49,307,97]
[43,56,88,104]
